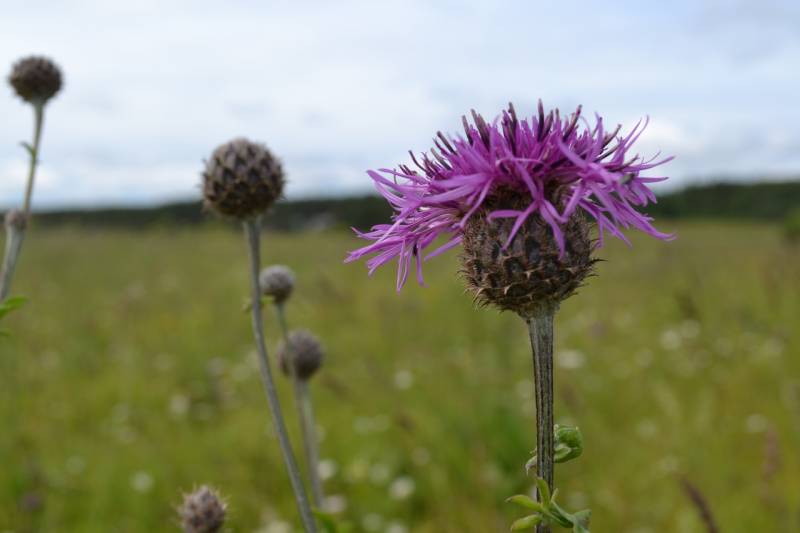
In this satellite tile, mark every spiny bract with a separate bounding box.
[461,190,596,317]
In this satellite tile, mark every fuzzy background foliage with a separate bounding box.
[1,222,798,532]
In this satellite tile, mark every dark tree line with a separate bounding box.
[28,180,800,231]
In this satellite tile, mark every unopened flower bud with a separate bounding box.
[8,56,62,104]
[178,485,226,533]
[259,265,295,304]
[277,329,324,381]
[201,138,284,219]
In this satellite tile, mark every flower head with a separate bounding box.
[8,56,62,105]
[177,485,227,533]
[347,101,672,295]
[259,265,295,304]
[201,137,284,219]
[277,329,324,381]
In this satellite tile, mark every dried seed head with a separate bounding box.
[4,209,27,231]
[201,138,284,219]
[277,329,324,381]
[178,485,226,533]
[461,190,596,318]
[8,56,62,105]
[259,265,295,304]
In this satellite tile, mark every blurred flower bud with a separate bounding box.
[8,56,62,104]
[277,329,324,381]
[259,265,295,304]
[178,485,226,533]
[201,138,284,219]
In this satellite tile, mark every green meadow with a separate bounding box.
[1,221,798,532]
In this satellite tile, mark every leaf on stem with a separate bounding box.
[19,142,35,157]
[0,296,27,320]
[510,514,542,531]
[529,425,585,472]
[507,494,546,513]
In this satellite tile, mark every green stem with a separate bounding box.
[527,311,555,533]
[298,380,324,507]
[0,223,25,302]
[275,302,325,508]
[244,219,317,533]
[22,103,45,216]
[0,103,45,302]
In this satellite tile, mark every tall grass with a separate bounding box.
[1,221,797,532]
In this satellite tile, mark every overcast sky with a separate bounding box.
[1,0,799,209]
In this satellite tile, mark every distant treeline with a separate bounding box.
[33,180,800,230]
[34,196,393,231]
[647,180,800,220]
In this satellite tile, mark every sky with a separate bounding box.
[0,0,799,209]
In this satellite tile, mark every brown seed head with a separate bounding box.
[201,138,284,218]
[259,265,295,304]
[277,329,324,381]
[178,485,226,533]
[460,190,596,318]
[8,56,62,104]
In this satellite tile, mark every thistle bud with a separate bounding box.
[201,138,284,219]
[277,329,324,381]
[8,56,62,105]
[259,265,295,304]
[4,209,27,231]
[460,191,595,318]
[178,485,226,533]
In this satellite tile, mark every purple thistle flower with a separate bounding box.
[346,101,673,290]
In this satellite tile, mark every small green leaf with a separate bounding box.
[242,297,266,313]
[573,518,591,533]
[555,425,583,448]
[0,296,27,320]
[535,478,551,504]
[313,510,339,533]
[312,510,353,533]
[547,501,575,528]
[19,142,35,157]
[510,515,542,531]
[549,500,591,530]
[553,425,584,463]
[507,494,546,513]
[529,425,585,473]
[572,509,591,532]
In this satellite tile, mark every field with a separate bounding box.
[1,221,798,532]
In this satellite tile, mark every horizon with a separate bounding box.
[22,177,800,216]
[2,0,799,209]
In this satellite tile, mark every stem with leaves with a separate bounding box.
[275,302,325,508]
[0,103,45,302]
[244,219,317,533]
[511,311,591,532]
